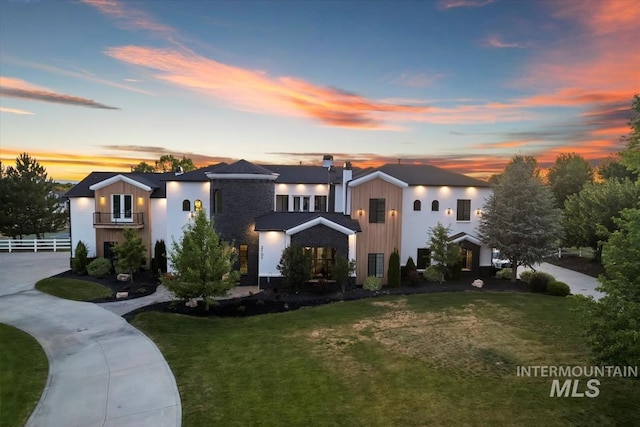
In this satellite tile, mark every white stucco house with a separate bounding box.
[66,159,493,287]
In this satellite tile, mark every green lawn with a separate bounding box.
[35,277,112,301]
[133,292,640,426]
[0,324,48,427]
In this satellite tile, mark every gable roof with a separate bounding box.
[376,164,491,187]
[348,170,409,188]
[205,159,279,180]
[65,172,174,198]
[266,165,347,184]
[165,163,227,182]
[255,212,361,234]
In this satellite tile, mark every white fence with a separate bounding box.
[0,238,71,253]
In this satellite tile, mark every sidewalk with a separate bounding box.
[0,253,181,427]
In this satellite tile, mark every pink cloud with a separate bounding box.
[81,0,176,37]
[485,36,528,49]
[0,106,34,115]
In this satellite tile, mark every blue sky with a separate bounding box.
[1,0,638,181]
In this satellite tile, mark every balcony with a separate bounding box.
[93,212,144,229]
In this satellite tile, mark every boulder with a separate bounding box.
[117,273,130,282]
[471,279,484,288]
[116,291,129,299]
[185,299,198,308]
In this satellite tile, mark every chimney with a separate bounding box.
[341,161,353,215]
[174,166,184,176]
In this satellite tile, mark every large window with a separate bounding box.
[368,253,384,277]
[112,194,132,222]
[294,196,310,212]
[276,195,289,212]
[314,195,327,212]
[305,247,335,277]
[416,248,430,269]
[457,199,471,221]
[239,244,248,275]
[369,198,385,223]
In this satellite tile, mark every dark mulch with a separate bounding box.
[52,269,160,302]
[123,276,530,321]
[543,255,605,278]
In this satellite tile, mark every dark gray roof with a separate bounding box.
[376,164,491,187]
[165,163,227,182]
[65,172,174,198]
[265,165,347,184]
[254,212,362,232]
[213,159,276,175]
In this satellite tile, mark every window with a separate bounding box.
[182,199,191,212]
[239,244,248,275]
[416,248,430,269]
[413,200,421,211]
[194,199,203,211]
[367,253,384,277]
[431,200,439,211]
[457,199,471,221]
[213,190,222,213]
[293,196,310,212]
[275,195,289,212]
[112,194,132,222]
[369,198,385,223]
[306,247,335,277]
[314,195,327,212]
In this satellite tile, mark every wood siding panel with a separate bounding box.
[350,178,402,284]
[93,181,152,267]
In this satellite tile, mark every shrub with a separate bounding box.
[519,270,534,284]
[113,228,146,282]
[496,268,513,280]
[333,255,355,293]
[363,275,381,291]
[423,265,443,282]
[547,280,571,297]
[87,258,112,278]
[529,271,555,293]
[387,249,401,287]
[152,239,167,277]
[278,245,312,292]
[72,241,89,275]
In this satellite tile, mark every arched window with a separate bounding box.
[431,200,439,211]
[194,199,203,211]
[182,199,191,212]
[413,200,421,211]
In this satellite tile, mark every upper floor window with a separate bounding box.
[314,195,327,212]
[276,195,289,212]
[294,196,310,212]
[213,190,222,213]
[431,200,439,211]
[369,198,385,223]
[112,194,132,222]
[457,199,471,221]
[413,200,421,211]
[182,199,191,212]
[194,199,203,211]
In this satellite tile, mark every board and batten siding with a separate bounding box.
[93,181,153,266]
[350,178,403,285]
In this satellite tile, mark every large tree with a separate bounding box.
[547,153,594,208]
[562,179,640,261]
[478,155,562,282]
[596,155,637,182]
[113,228,146,283]
[0,153,68,239]
[427,222,462,284]
[155,154,196,173]
[620,94,640,175]
[163,209,239,310]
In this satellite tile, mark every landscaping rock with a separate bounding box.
[471,279,484,288]
[185,299,198,308]
[116,291,129,299]
[117,273,131,282]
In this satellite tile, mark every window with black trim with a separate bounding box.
[314,195,327,212]
[212,190,222,213]
[369,198,385,223]
[367,253,384,277]
[413,200,421,211]
[293,196,310,212]
[275,195,288,212]
[239,244,248,275]
[457,199,471,221]
[431,200,439,211]
[112,194,133,221]
[182,199,191,212]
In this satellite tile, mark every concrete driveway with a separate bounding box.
[0,252,181,427]
[521,261,605,300]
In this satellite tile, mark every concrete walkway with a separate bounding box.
[520,261,605,301]
[0,252,181,427]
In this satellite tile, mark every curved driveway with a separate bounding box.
[0,252,181,427]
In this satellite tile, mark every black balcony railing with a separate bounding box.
[93,212,144,227]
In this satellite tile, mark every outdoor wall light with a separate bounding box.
[100,196,106,205]
[390,209,397,216]
[446,208,452,215]
[357,209,364,216]
[475,208,483,216]
[138,197,144,206]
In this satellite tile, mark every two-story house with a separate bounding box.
[66,158,492,287]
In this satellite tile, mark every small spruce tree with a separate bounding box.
[72,241,89,275]
[387,249,401,287]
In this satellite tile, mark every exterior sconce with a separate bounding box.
[475,208,483,216]
[390,209,397,216]
[137,197,144,206]
[357,209,364,216]
[446,208,452,215]
[100,196,106,205]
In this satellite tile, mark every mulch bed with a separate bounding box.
[123,276,530,321]
[52,269,161,302]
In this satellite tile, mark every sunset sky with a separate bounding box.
[1,0,638,182]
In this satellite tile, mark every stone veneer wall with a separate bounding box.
[209,179,275,286]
